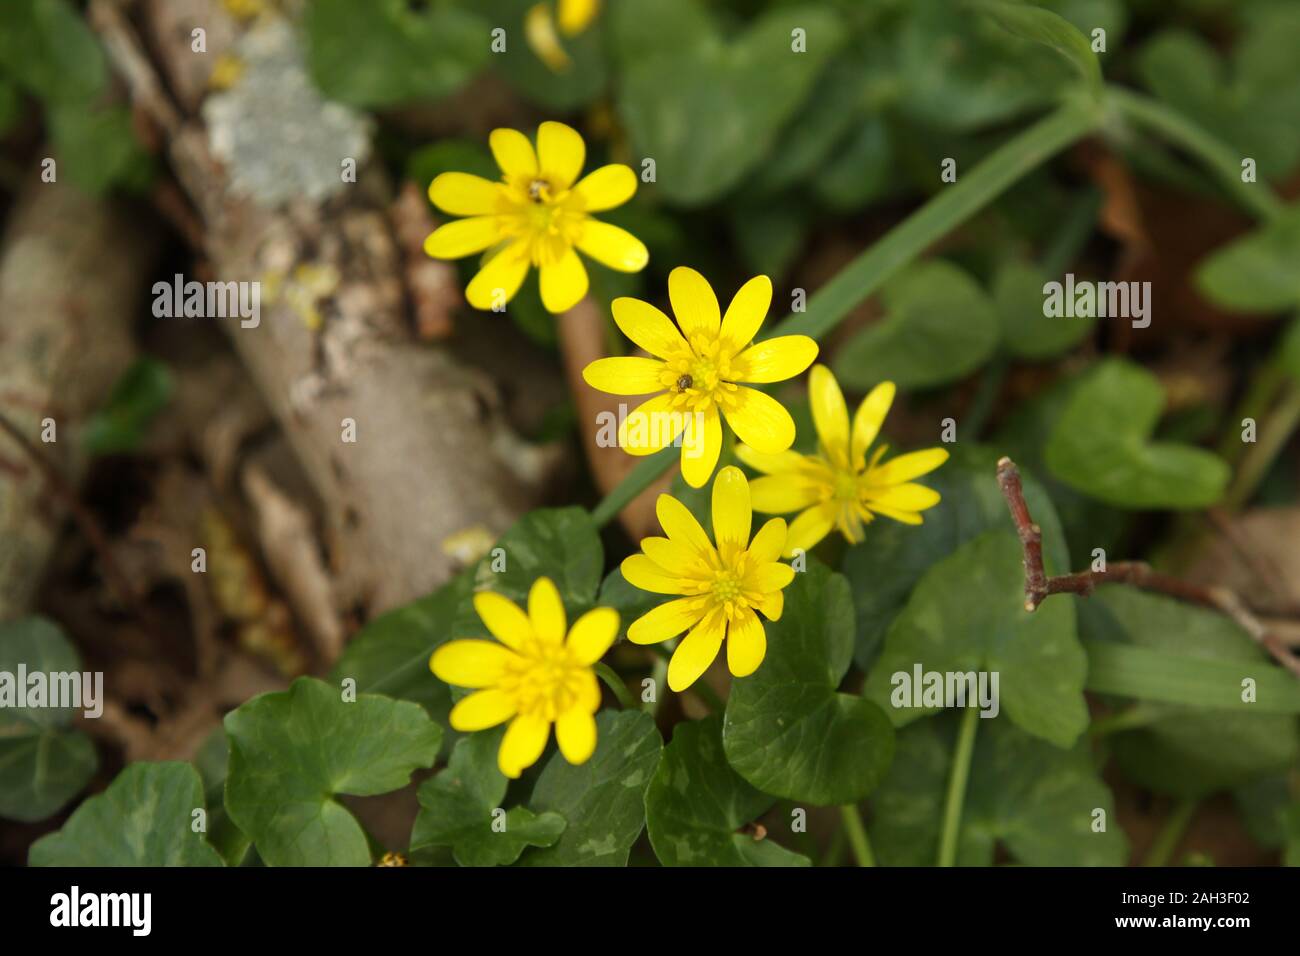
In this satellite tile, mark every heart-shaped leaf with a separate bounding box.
[1195,204,1300,313]
[0,617,97,823]
[994,258,1096,359]
[647,715,809,867]
[517,710,662,867]
[863,530,1088,749]
[1044,358,1229,509]
[723,562,895,806]
[224,677,441,866]
[29,762,223,866]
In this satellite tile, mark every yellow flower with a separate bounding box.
[430,577,618,778]
[525,0,602,72]
[424,121,646,314]
[622,466,795,692]
[582,267,818,488]
[737,364,948,556]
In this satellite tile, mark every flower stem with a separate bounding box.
[937,705,981,867]
[594,661,638,710]
[1143,797,1199,867]
[839,804,875,867]
[590,446,676,528]
[1224,381,1300,510]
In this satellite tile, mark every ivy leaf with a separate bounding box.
[870,713,1128,866]
[0,617,97,823]
[1044,358,1229,509]
[994,258,1096,359]
[1079,587,1300,796]
[224,677,442,866]
[863,530,1089,749]
[647,716,809,867]
[29,762,223,866]
[192,729,252,866]
[517,710,662,866]
[723,562,895,806]
[833,260,1001,390]
[83,358,174,456]
[1195,205,1300,313]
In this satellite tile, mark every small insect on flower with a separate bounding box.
[423,121,646,314]
[737,364,949,555]
[622,466,795,691]
[582,267,818,488]
[429,577,619,778]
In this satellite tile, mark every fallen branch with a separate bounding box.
[996,456,1300,680]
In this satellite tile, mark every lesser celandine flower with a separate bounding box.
[424,121,646,314]
[737,364,948,556]
[622,466,795,691]
[430,577,618,778]
[582,267,818,487]
[525,0,601,72]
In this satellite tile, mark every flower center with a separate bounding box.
[499,639,586,720]
[831,467,860,502]
[527,178,552,202]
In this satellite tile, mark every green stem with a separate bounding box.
[1224,382,1300,510]
[839,804,875,867]
[937,705,981,867]
[594,661,638,710]
[820,827,847,868]
[1144,797,1199,867]
[644,654,668,715]
[647,643,725,713]
[590,447,676,529]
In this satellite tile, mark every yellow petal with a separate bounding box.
[668,266,720,340]
[576,220,648,272]
[566,606,619,664]
[539,245,589,313]
[448,688,518,731]
[422,216,501,259]
[525,1,572,73]
[711,465,751,554]
[555,708,597,764]
[749,474,822,513]
[472,591,531,650]
[809,364,850,469]
[755,589,783,622]
[537,120,585,189]
[726,607,766,678]
[489,128,537,180]
[732,335,819,384]
[722,387,796,455]
[870,448,950,485]
[867,502,925,525]
[573,164,636,212]
[558,0,600,35]
[718,275,772,351]
[747,562,795,593]
[667,608,725,692]
[529,576,567,644]
[499,713,550,778]
[868,482,941,513]
[427,172,502,216]
[851,381,896,469]
[621,554,687,595]
[627,596,708,645]
[679,403,722,488]
[618,393,686,455]
[582,356,666,395]
[734,443,806,476]
[640,535,703,575]
[747,517,788,564]
[466,241,531,310]
[431,639,516,688]
[785,503,836,556]
[612,296,688,359]
[655,493,715,559]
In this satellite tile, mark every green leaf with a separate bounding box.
[224,677,442,866]
[863,530,1088,748]
[517,710,662,866]
[613,1,844,205]
[192,728,252,866]
[1195,205,1300,313]
[0,0,106,105]
[1078,587,1299,795]
[976,0,1103,98]
[810,114,894,212]
[1084,642,1300,714]
[723,562,895,805]
[833,260,1001,390]
[0,617,97,822]
[1044,358,1230,509]
[411,729,565,867]
[1282,317,1300,385]
[304,0,489,107]
[994,258,1096,359]
[29,762,223,866]
[406,139,497,193]
[82,358,174,456]
[0,79,21,135]
[647,716,809,867]
[870,713,1128,866]
[841,446,1069,671]
[48,102,153,195]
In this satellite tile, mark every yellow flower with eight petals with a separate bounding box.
[737,364,948,556]
[424,121,646,314]
[430,577,618,778]
[582,267,818,488]
[622,466,795,691]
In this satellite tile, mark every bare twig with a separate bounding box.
[996,456,1300,680]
